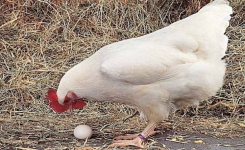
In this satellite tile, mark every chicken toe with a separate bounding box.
[113,133,138,141]
[108,137,144,149]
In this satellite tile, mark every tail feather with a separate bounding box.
[195,0,233,59]
[198,0,232,33]
[174,0,233,60]
[145,0,233,60]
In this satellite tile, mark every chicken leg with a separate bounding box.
[108,122,158,148]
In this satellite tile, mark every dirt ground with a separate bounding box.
[1,111,245,149]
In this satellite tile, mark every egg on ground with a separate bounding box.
[74,125,92,139]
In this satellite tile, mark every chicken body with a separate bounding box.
[56,0,232,148]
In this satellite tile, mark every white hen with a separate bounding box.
[46,0,232,148]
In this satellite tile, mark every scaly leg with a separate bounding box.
[108,122,158,148]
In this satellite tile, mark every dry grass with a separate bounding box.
[0,0,244,149]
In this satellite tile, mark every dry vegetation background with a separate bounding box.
[0,0,244,149]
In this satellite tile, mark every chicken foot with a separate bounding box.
[108,122,158,148]
[113,130,159,141]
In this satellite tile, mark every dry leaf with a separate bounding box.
[194,140,204,144]
[238,122,245,128]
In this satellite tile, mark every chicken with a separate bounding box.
[45,0,232,148]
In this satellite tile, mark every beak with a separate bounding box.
[66,105,73,114]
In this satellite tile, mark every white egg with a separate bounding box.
[74,125,92,139]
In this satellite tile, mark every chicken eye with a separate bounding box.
[64,99,69,103]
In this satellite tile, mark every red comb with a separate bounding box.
[45,88,68,113]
